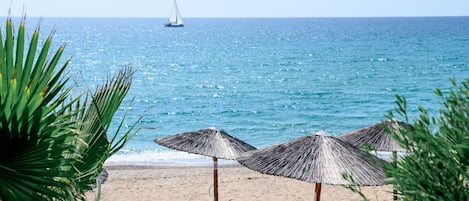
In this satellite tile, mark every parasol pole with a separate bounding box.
[314,182,322,201]
[392,151,398,201]
[213,157,219,201]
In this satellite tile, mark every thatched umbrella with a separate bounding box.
[237,130,385,201]
[338,120,407,153]
[154,127,256,201]
[338,120,408,200]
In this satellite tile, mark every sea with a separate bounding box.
[4,17,469,166]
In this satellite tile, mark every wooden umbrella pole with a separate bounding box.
[392,151,398,201]
[213,157,219,201]
[314,183,322,201]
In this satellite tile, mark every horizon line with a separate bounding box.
[1,15,468,19]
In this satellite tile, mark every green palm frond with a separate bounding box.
[0,17,140,200]
[0,17,78,200]
[72,67,139,194]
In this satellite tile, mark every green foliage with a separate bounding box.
[342,172,371,201]
[386,78,469,200]
[0,17,139,200]
[72,68,140,197]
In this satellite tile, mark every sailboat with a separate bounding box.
[165,0,184,27]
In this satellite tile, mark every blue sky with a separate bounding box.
[1,0,469,18]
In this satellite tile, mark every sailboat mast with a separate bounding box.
[174,0,180,24]
[173,0,177,24]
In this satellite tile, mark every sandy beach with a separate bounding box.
[87,165,393,201]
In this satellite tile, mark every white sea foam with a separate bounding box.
[104,150,238,166]
[104,150,403,167]
[375,151,406,162]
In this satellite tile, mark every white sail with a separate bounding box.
[167,0,183,26]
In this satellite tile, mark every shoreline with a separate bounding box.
[103,150,396,167]
[103,163,241,170]
[88,164,394,201]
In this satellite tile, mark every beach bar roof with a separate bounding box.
[154,127,256,201]
[237,130,385,201]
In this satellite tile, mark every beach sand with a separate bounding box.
[86,165,393,201]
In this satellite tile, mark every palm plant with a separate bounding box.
[72,67,138,198]
[0,17,139,200]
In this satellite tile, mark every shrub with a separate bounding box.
[386,78,469,200]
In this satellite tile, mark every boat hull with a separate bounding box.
[165,23,184,27]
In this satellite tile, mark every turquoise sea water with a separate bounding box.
[5,17,469,165]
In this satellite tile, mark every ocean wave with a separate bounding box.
[104,150,401,167]
[104,150,238,166]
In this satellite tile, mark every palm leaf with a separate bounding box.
[0,17,78,200]
[0,17,140,200]
[72,67,138,193]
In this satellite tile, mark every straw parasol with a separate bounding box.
[338,120,408,200]
[154,127,256,201]
[237,130,385,201]
[338,120,408,153]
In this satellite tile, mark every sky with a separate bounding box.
[1,0,469,18]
